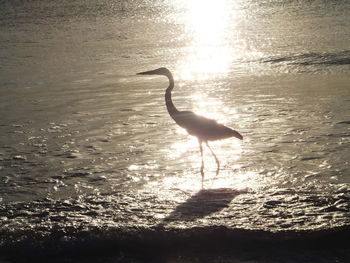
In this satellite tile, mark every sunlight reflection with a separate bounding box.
[146,0,256,192]
[190,92,226,121]
[175,0,240,80]
[159,135,245,190]
[146,169,262,193]
[168,137,198,159]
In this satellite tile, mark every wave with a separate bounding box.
[262,50,350,67]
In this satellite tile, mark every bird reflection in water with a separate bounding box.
[137,68,242,188]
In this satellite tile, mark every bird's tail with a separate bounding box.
[230,129,243,140]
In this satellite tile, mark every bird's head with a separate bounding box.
[137,67,172,78]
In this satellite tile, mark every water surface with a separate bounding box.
[0,0,350,261]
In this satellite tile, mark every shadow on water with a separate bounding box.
[158,188,246,227]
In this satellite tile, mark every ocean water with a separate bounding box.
[0,0,350,262]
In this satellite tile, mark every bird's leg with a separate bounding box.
[206,142,220,176]
[199,139,204,188]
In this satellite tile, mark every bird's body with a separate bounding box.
[137,67,242,187]
[173,110,242,141]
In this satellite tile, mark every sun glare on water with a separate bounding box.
[172,0,241,80]
[141,1,262,192]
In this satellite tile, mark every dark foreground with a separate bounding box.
[1,225,350,263]
[1,187,350,262]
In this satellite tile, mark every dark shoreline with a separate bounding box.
[1,225,350,263]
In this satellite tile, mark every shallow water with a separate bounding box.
[0,0,350,261]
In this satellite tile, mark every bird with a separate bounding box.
[137,67,243,187]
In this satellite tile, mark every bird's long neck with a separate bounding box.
[165,73,179,118]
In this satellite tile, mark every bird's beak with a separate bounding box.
[137,69,157,75]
